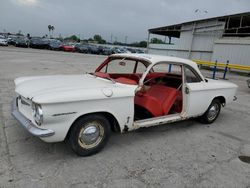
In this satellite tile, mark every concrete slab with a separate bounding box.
[0,46,250,187]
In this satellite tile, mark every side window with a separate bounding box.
[135,62,147,74]
[152,63,182,76]
[185,67,201,83]
[153,63,168,72]
[168,64,182,75]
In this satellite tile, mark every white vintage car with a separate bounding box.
[12,54,238,156]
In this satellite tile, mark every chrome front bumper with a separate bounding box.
[11,99,55,137]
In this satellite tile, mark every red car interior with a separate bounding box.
[95,72,110,78]
[115,77,137,85]
[135,85,179,117]
[109,73,141,84]
[95,71,183,118]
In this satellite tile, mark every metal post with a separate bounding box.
[223,60,229,79]
[146,31,150,53]
[188,22,196,59]
[212,60,217,79]
[168,64,172,73]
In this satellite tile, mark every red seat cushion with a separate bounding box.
[95,72,110,78]
[174,91,183,113]
[135,85,178,117]
[115,77,137,85]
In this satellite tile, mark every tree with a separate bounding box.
[48,25,52,37]
[16,30,23,36]
[139,41,147,48]
[150,38,165,44]
[48,25,55,38]
[64,35,80,42]
[130,41,147,48]
[51,25,55,38]
[88,38,94,42]
[93,34,106,44]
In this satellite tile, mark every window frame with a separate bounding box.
[184,65,203,83]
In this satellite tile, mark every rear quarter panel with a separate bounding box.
[186,80,237,117]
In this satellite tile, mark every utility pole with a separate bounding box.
[125,36,128,44]
[111,34,113,44]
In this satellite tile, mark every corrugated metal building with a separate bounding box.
[147,12,250,66]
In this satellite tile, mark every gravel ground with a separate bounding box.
[0,46,250,188]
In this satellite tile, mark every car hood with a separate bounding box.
[15,74,136,104]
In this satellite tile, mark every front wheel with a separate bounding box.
[67,114,111,156]
[199,99,221,124]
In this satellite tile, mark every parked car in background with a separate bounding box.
[14,37,29,47]
[135,49,145,54]
[0,35,8,46]
[47,40,62,50]
[75,43,89,53]
[111,47,128,54]
[102,46,112,55]
[127,48,137,53]
[7,35,19,45]
[88,44,100,54]
[61,43,75,52]
[29,38,48,49]
[12,54,238,156]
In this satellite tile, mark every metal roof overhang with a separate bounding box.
[148,11,250,38]
[149,25,182,38]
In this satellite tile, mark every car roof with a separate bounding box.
[110,53,198,67]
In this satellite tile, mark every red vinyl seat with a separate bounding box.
[135,85,178,117]
[95,72,110,78]
[115,77,137,85]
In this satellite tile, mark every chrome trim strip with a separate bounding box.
[52,112,77,117]
[11,99,55,137]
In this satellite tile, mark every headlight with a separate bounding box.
[32,102,43,126]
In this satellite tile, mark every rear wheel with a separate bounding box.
[67,114,111,156]
[200,99,221,124]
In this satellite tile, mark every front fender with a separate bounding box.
[39,97,134,142]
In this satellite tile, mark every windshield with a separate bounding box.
[94,57,151,85]
[98,57,149,74]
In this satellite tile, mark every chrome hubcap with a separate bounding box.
[78,121,104,149]
[207,103,219,121]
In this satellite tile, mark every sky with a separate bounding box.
[0,0,249,43]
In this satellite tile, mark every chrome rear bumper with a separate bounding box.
[11,99,55,137]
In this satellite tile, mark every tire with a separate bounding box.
[199,99,221,124]
[66,114,111,156]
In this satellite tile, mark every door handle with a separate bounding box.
[185,87,189,94]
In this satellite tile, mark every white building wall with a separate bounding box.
[212,38,250,66]
[148,19,225,61]
[177,30,193,50]
[148,19,250,66]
